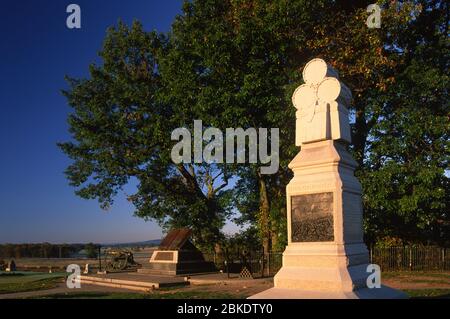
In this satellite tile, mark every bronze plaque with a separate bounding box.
[291,192,334,242]
[154,251,174,261]
[159,228,192,250]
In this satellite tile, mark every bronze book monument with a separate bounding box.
[139,228,216,276]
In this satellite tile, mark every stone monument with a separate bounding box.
[5,259,16,272]
[83,263,91,274]
[250,58,406,299]
[138,228,216,276]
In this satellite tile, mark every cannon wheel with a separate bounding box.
[104,251,133,271]
[117,257,128,270]
[105,261,114,271]
[105,257,121,271]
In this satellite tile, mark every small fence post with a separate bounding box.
[370,245,373,264]
[98,246,102,272]
[224,259,229,279]
[409,246,413,271]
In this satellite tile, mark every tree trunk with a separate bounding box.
[258,173,271,255]
[352,106,368,167]
[271,225,278,251]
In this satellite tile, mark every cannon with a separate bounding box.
[104,249,139,271]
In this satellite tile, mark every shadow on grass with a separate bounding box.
[0,275,65,295]
[0,273,25,277]
[29,288,450,299]
[29,290,245,299]
[406,289,450,299]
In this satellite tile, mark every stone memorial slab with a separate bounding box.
[6,260,16,272]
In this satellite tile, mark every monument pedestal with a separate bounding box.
[250,140,406,299]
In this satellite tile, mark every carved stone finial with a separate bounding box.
[292,58,352,146]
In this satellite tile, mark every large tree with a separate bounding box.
[59,21,233,250]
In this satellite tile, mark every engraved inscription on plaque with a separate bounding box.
[291,192,334,242]
[154,252,174,261]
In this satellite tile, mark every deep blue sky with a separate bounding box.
[0,0,241,244]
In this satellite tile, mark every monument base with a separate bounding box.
[249,286,407,299]
[249,242,407,299]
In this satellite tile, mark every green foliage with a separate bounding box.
[221,227,261,254]
[360,0,449,245]
[84,243,98,259]
[373,236,405,248]
[59,21,233,250]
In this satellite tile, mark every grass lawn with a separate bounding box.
[0,272,65,294]
[383,271,450,286]
[30,290,245,299]
[28,288,450,299]
[383,271,450,280]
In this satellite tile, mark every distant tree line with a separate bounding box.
[0,243,99,259]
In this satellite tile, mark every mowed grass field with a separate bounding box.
[0,272,65,294]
